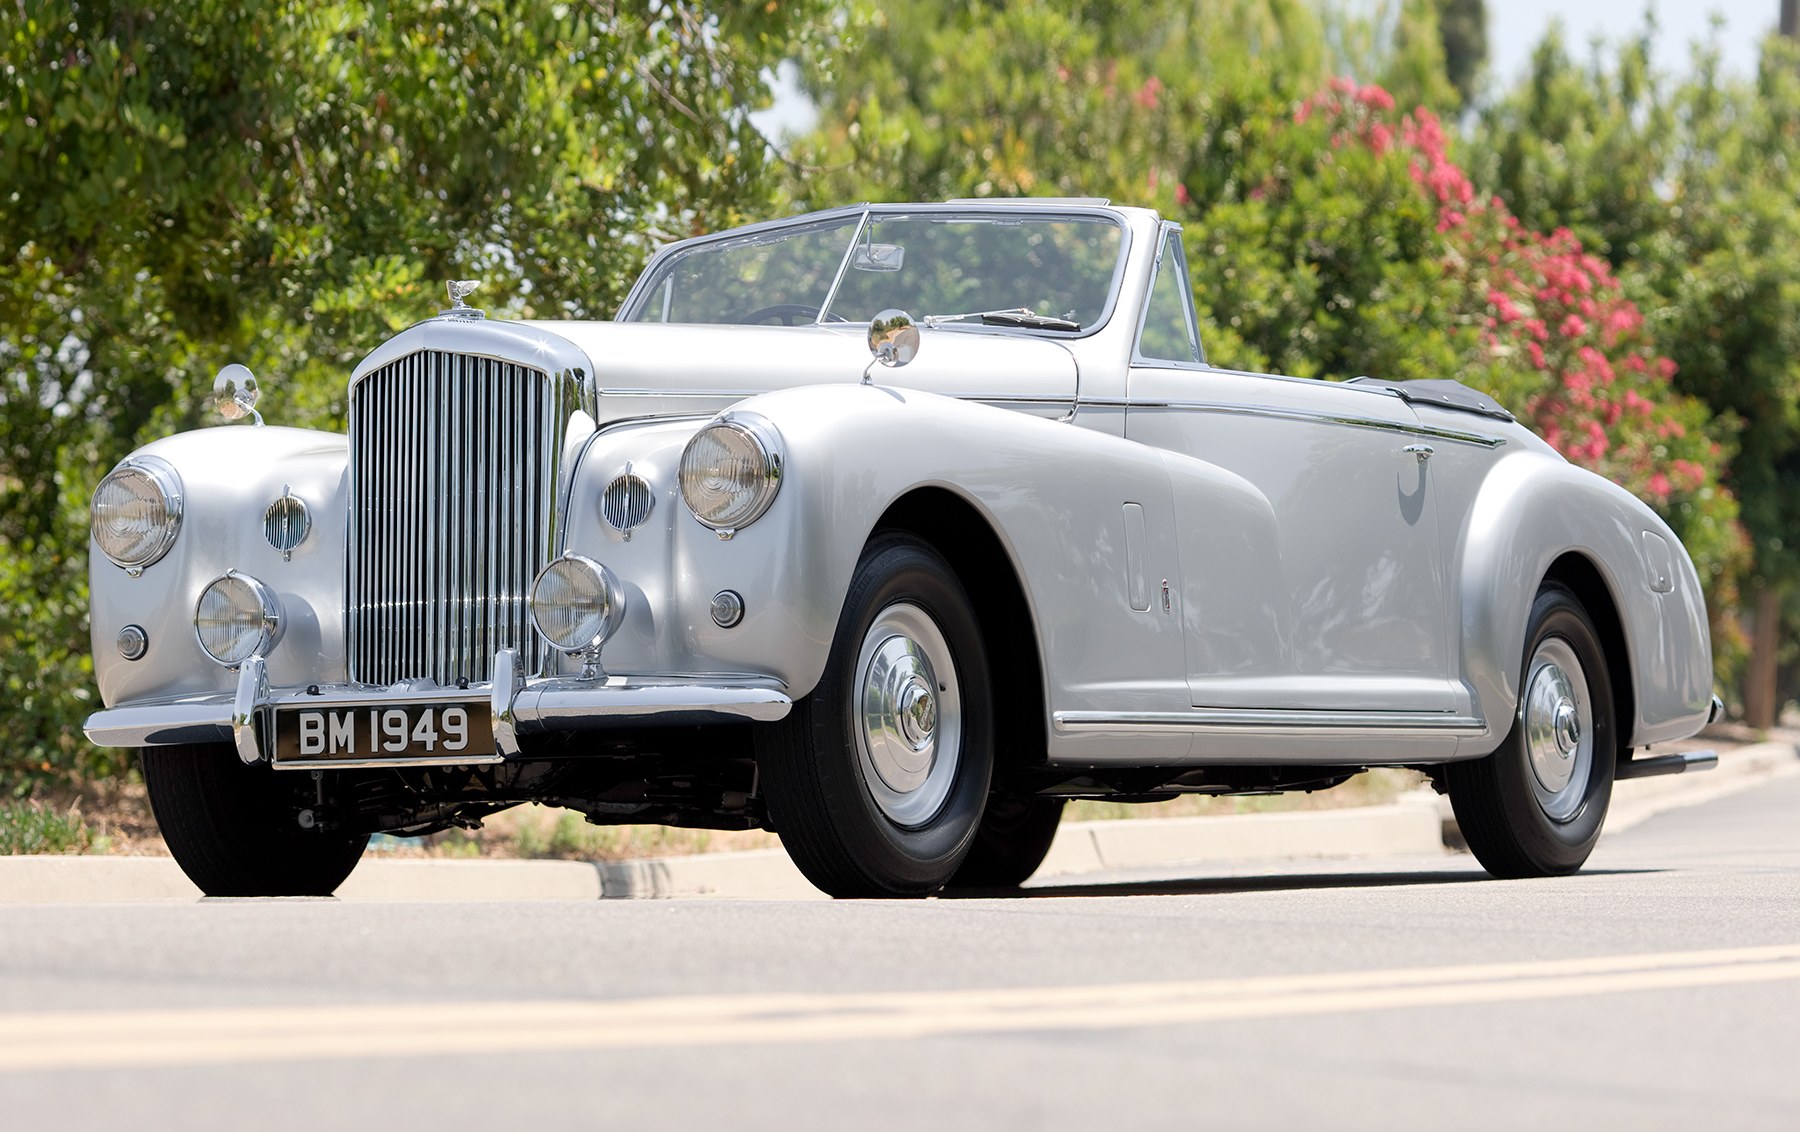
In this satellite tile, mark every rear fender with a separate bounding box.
[1460,453,1712,750]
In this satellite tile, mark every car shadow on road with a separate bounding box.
[945,867,1663,900]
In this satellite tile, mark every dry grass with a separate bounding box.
[364,807,781,860]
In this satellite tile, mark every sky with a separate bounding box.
[1487,0,1778,86]
[752,2,1783,140]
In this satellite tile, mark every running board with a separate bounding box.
[1617,749,1718,780]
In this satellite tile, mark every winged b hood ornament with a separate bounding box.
[441,279,485,319]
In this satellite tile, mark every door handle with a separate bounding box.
[1403,443,1434,464]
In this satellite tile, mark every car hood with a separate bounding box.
[522,319,1078,403]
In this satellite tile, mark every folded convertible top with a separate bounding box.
[1347,376,1515,423]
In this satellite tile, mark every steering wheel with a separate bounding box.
[739,304,848,326]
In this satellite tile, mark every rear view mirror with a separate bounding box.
[851,243,905,272]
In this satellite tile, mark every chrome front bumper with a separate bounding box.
[83,649,792,769]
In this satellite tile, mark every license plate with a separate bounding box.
[273,703,495,764]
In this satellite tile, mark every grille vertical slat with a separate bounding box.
[347,350,559,687]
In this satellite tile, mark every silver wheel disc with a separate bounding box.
[1521,637,1593,823]
[853,602,962,828]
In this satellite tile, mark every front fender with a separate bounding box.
[89,426,350,708]
[559,384,1190,714]
[1460,452,1713,750]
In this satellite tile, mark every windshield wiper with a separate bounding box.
[922,307,1081,332]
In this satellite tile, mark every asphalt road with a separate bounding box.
[3,774,1798,1131]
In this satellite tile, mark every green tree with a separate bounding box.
[1436,0,1487,105]
[1469,28,1800,722]
[0,0,834,794]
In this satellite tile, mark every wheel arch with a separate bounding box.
[872,487,1048,780]
[1542,551,1635,763]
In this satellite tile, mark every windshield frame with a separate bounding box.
[616,203,1135,340]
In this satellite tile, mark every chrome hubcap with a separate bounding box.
[1522,637,1592,823]
[854,602,961,828]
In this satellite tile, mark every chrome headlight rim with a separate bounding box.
[678,413,784,533]
[91,455,184,571]
[193,570,282,668]
[529,552,626,655]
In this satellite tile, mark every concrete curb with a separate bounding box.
[5,738,1793,902]
[1604,739,1799,833]
[0,856,604,904]
[1035,797,1444,879]
[1433,738,1800,848]
[590,799,1449,899]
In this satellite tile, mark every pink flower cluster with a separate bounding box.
[1296,81,1719,510]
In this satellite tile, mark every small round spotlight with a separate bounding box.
[530,554,626,654]
[194,572,281,667]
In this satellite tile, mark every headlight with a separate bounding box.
[91,456,183,571]
[194,572,282,667]
[530,554,625,653]
[679,414,783,532]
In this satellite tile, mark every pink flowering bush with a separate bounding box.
[1186,79,1745,587]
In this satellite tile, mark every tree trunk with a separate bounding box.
[1783,0,1798,39]
[1743,586,1783,729]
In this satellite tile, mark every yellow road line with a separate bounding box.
[5,942,1799,1072]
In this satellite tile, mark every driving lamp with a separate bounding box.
[194,572,282,667]
[530,554,626,653]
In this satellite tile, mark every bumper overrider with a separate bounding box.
[82,649,792,770]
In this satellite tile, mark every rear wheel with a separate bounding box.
[139,744,368,897]
[1447,583,1616,878]
[945,793,1065,889]
[758,535,994,897]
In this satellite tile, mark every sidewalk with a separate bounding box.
[3,738,1793,903]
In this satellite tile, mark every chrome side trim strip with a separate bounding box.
[1053,708,1488,735]
[1099,397,1507,448]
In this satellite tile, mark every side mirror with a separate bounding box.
[213,364,263,425]
[866,309,920,372]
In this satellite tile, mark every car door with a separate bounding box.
[1125,227,1466,717]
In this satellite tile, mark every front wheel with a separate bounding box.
[1446,583,1616,878]
[139,744,369,897]
[757,535,994,897]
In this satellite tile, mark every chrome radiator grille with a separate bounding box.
[347,350,563,686]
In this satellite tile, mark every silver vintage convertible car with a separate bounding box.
[85,199,1718,898]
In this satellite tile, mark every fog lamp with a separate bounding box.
[530,554,625,653]
[194,572,282,667]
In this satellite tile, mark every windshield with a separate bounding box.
[623,210,1126,332]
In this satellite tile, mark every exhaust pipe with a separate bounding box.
[1617,749,1719,781]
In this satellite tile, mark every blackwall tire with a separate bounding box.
[1446,583,1616,878]
[139,744,368,897]
[757,535,994,898]
[945,794,1065,890]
